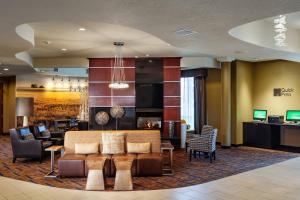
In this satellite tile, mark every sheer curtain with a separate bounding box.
[180,77,195,130]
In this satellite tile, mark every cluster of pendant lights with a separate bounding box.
[46,76,87,92]
[109,42,129,89]
[274,15,287,47]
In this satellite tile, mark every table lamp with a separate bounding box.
[16,97,34,127]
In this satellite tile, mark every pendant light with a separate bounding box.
[109,42,129,89]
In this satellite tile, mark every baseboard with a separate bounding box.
[231,144,243,147]
[217,142,243,148]
[221,145,231,149]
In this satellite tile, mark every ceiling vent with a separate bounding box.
[174,28,198,37]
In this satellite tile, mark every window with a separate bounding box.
[180,77,195,130]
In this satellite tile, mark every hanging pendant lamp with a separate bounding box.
[109,42,129,89]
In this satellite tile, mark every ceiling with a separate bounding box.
[230,11,300,59]
[0,0,300,72]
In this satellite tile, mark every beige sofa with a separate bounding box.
[58,130,163,177]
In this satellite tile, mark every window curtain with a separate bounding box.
[180,77,195,130]
[194,76,207,134]
[181,69,207,134]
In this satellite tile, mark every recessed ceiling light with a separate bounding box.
[134,56,139,58]
[0,72,3,75]
[146,54,150,57]
[78,28,86,31]
[167,43,171,46]
[61,48,67,51]
[3,68,9,71]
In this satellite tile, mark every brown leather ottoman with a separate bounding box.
[137,153,163,176]
[85,154,111,177]
[111,154,137,176]
[58,154,86,177]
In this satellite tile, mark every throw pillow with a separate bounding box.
[102,133,125,154]
[75,143,99,154]
[127,142,151,153]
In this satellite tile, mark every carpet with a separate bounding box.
[0,135,298,190]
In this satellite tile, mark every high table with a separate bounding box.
[161,142,174,175]
[44,145,63,178]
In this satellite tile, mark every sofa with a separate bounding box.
[58,130,163,177]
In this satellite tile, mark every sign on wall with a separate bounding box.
[273,88,295,97]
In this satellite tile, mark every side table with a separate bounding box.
[161,142,174,175]
[45,145,63,178]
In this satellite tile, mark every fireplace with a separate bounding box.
[137,117,162,130]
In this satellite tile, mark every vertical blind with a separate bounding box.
[180,77,195,130]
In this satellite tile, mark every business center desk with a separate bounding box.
[243,122,300,149]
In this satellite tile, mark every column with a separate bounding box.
[221,62,231,147]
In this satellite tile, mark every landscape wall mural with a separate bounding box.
[16,90,81,123]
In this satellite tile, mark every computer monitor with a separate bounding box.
[19,127,31,136]
[253,109,267,121]
[38,125,46,133]
[286,110,300,123]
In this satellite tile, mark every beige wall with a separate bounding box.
[206,60,300,145]
[206,69,221,141]
[253,60,300,116]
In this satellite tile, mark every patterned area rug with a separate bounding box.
[0,135,298,190]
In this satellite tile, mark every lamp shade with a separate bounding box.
[16,97,34,116]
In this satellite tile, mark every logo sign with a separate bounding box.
[273,88,295,97]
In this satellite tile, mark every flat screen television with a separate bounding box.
[253,109,267,121]
[136,83,163,108]
[286,110,300,123]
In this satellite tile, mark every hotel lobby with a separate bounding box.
[1,0,300,199]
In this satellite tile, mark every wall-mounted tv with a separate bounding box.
[253,109,267,121]
[286,110,300,123]
[136,83,163,108]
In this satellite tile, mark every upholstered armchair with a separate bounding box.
[185,125,213,152]
[189,128,218,163]
[10,128,52,163]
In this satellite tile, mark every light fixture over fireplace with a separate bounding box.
[109,42,129,89]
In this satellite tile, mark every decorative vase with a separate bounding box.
[168,121,175,138]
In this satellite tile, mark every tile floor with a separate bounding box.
[0,157,300,199]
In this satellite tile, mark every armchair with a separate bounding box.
[30,124,64,145]
[10,129,52,163]
[185,125,213,152]
[189,128,218,163]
